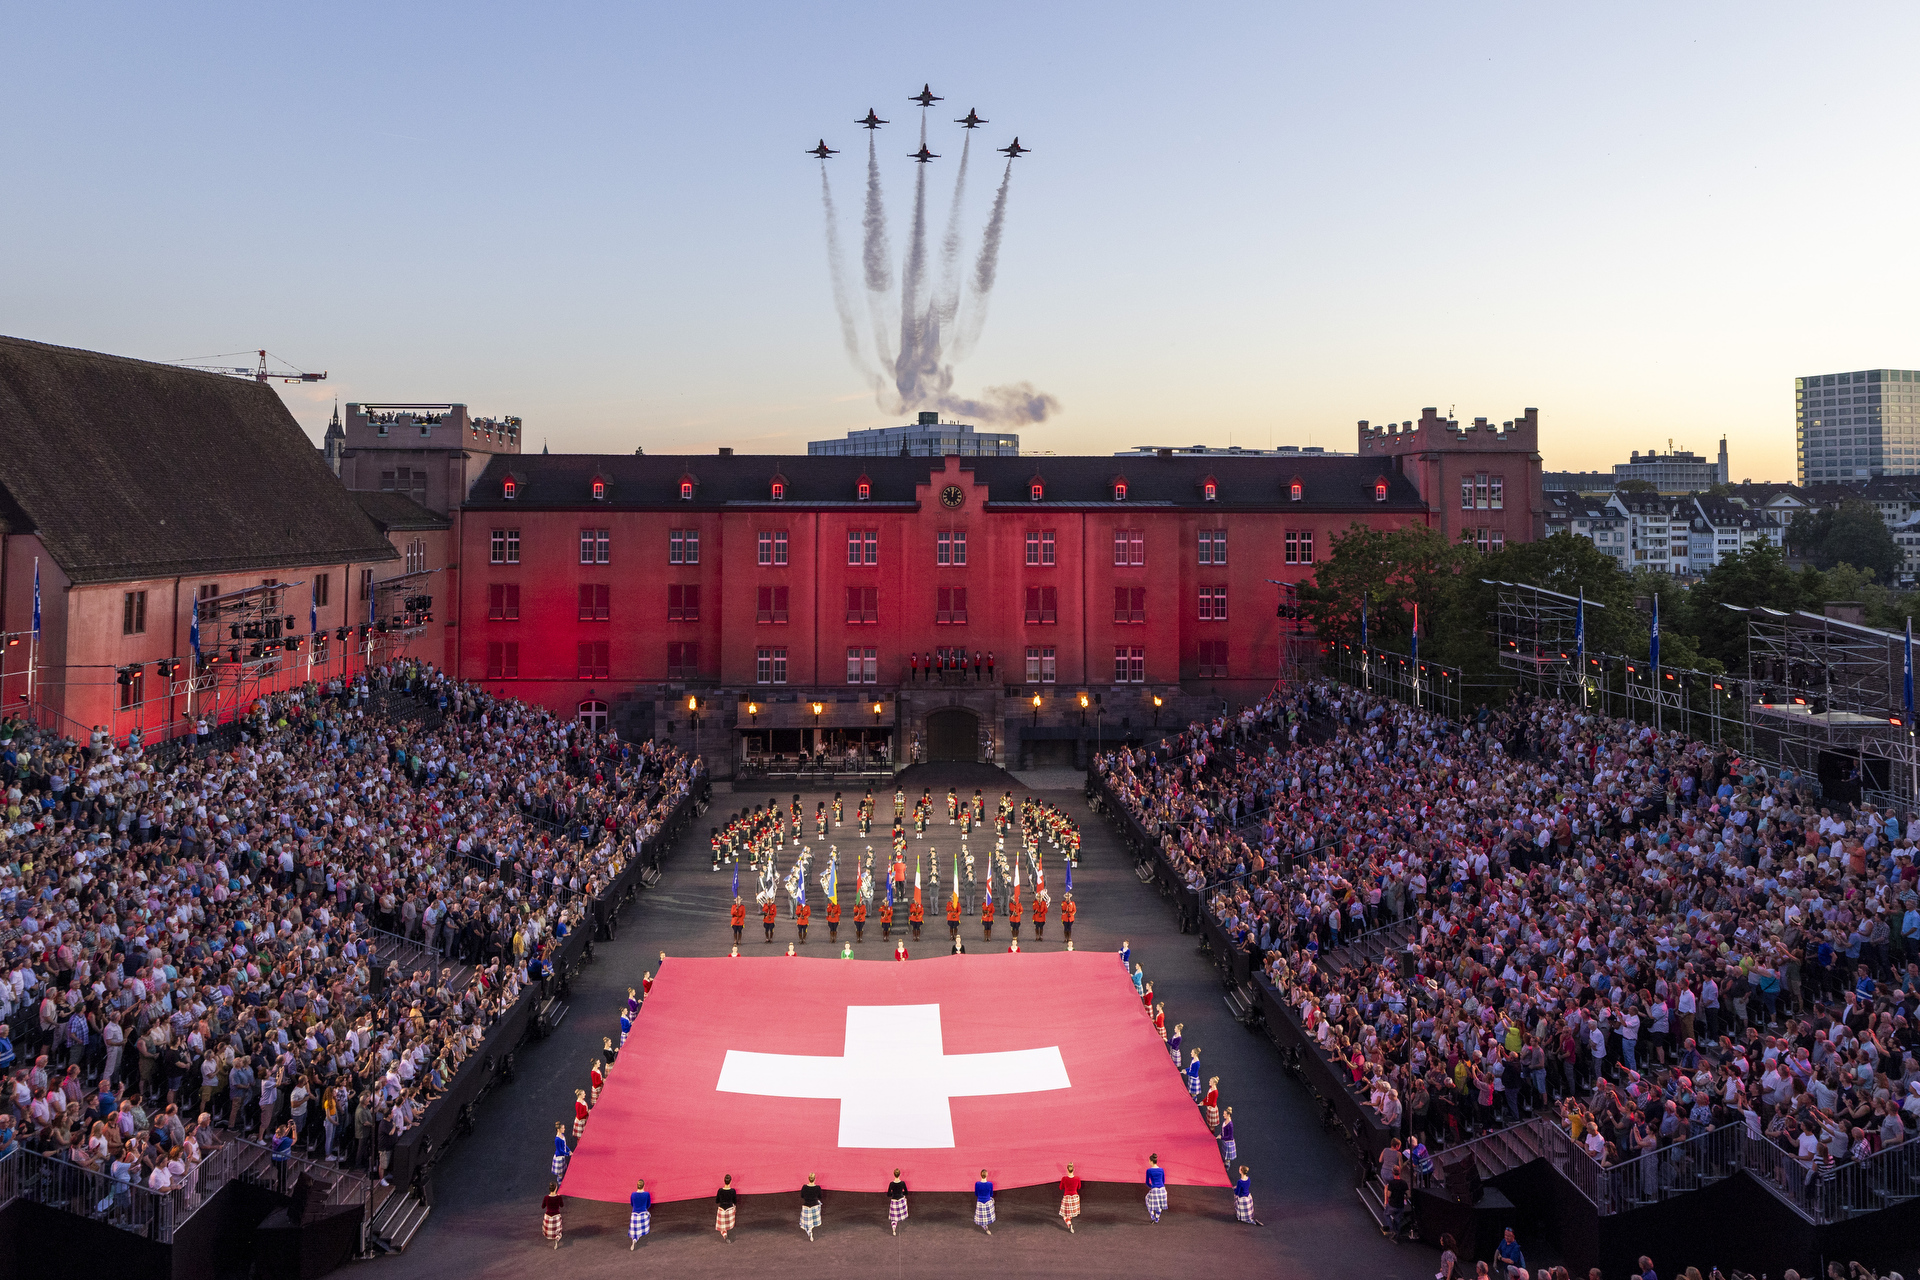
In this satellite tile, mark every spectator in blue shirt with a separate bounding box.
[1495,1228,1527,1274]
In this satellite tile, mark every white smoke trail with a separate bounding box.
[933,131,972,331]
[955,160,1013,360]
[861,134,895,369]
[819,162,864,372]
[893,114,934,407]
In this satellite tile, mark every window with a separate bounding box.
[757,530,788,566]
[1197,640,1229,679]
[579,529,610,565]
[1290,480,1303,502]
[578,584,610,621]
[937,586,969,624]
[486,641,519,679]
[314,573,330,607]
[1114,646,1144,683]
[197,583,219,602]
[1113,586,1145,624]
[680,480,694,501]
[1025,646,1056,683]
[1030,480,1044,501]
[503,478,517,500]
[848,529,877,565]
[770,480,785,500]
[577,641,609,679]
[404,539,426,574]
[756,585,790,624]
[857,480,871,501]
[1476,528,1491,554]
[1204,480,1217,502]
[1476,474,1490,510]
[1461,478,1475,510]
[937,531,969,565]
[490,529,520,564]
[119,665,144,709]
[579,700,608,733]
[667,643,700,679]
[1374,479,1388,502]
[756,647,788,684]
[1199,585,1227,621]
[668,584,701,622]
[1025,530,1056,566]
[1284,530,1315,565]
[1113,480,1128,501]
[1490,477,1504,510]
[847,646,878,684]
[488,583,521,620]
[1198,529,1227,565]
[359,568,373,602]
[1024,585,1058,624]
[669,529,700,564]
[1112,529,1144,566]
[592,479,606,501]
[122,591,147,635]
[1491,530,1505,552]
[845,585,877,623]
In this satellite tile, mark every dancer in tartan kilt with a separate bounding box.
[1144,1154,1168,1222]
[973,1169,996,1235]
[573,1089,589,1138]
[715,1174,738,1241]
[887,1168,909,1234]
[589,1060,604,1106]
[1186,1048,1204,1099]
[1058,1162,1083,1233]
[1232,1165,1263,1225]
[1219,1107,1238,1163]
[629,1178,651,1248]
[550,1124,570,1179]
[1204,1077,1221,1131]
[542,1181,564,1247]
[1167,1023,1183,1068]
[799,1173,823,1240]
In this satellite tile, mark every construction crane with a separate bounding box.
[170,349,327,383]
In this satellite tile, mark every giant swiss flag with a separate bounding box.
[561,950,1229,1202]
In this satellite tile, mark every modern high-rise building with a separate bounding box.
[1796,368,1920,483]
[1612,441,1728,492]
[808,412,1020,457]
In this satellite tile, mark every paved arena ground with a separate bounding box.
[376,765,1434,1279]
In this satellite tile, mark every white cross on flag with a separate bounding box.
[562,951,1228,1202]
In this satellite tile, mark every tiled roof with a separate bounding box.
[0,335,398,584]
[465,452,1429,513]
[350,491,451,531]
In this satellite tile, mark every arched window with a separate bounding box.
[405,538,426,574]
[1374,479,1388,502]
[771,479,786,500]
[857,480,871,501]
[1204,480,1218,502]
[503,477,517,500]
[578,700,608,734]
[1289,479,1302,502]
[1030,481,1043,501]
[1113,480,1128,501]
[680,480,694,500]
[592,479,606,501]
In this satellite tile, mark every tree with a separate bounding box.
[1433,533,1640,674]
[1298,523,1469,651]
[1615,479,1658,494]
[1787,499,1901,581]
[1686,542,1806,669]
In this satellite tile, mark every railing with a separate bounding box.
[1742,1132,1920,1224]
[8,1146,177,1240]
[1594,1123,1744,1214]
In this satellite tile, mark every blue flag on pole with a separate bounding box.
[1411,602,1419,666]
[731,862,739,898]
[1576,587,1586,669]
[1064,858,1072,894]
[31,561,40,638]
[1650,592,1661,673]
[310,580,318,636]
[1360,593,1369,650]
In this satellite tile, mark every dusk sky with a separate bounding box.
[5,2,1916,479]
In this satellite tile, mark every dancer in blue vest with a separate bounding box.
[1232,1165,1262,1225]
[1144,1153,1168,1222]
[629,1178,651,1248]
[973,1168,996,1236]
[1185,1047,1204,1099]
[1219,1107,1237,1162]
[550,1123,570,1179]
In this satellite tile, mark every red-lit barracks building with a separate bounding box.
[456,410,1542,771]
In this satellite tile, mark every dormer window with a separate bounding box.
[680,480,694,500]
[1030,482,1043,501]
[1289,478,1303,502]
[857,475,872,501]
[503,478,517,500]
[771,479,786,501]
[592,479,606,501]
[1113,479,1128,501]
[1374,477,1389,502]
[1203,479,1218,502]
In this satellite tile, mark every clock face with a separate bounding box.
[941,485,965,509]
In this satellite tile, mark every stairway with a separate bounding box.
[368,1182,431,1253]
[1317,918,1416,979]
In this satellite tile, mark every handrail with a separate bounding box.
[1592,1122,1744,1214]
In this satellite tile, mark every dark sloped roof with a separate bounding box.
[350,491,451,531]
[0,336,398,585]
[464,452,1428,513]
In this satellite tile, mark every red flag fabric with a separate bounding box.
[561,951,1227,1203]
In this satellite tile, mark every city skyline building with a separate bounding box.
[1796,368,1920,484]
[808,412,1020,458]
[1612,440,1729,492]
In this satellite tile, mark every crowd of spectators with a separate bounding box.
[0,659,700,1215]
[1098,682,1920,1207]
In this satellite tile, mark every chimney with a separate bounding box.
[718,446,733,456]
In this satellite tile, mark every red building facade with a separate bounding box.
[455,427,1543,770]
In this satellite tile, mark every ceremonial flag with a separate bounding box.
[1650,591,1660,675]
[886,874,894,908]
[732,862,739,898]
[829,855,838,905]
[189,599,201,660]
[1359,592,1368,650]
[31,560,40,638]
[1411,601,1419,666]
[1064,857,1072,895]
[1576,587,1587,673]
[310,579,319,637]
[913,866,921,909]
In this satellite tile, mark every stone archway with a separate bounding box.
[924,707,981,761]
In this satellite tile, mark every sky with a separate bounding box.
[4,2,1917,479]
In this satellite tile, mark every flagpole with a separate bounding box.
[1576,587,1587,709]
[1906,616,1915,807]
[1411,602,1421,710]
[1651,592,1662,733]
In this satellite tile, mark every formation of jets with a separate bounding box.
[814,87,1030,163]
